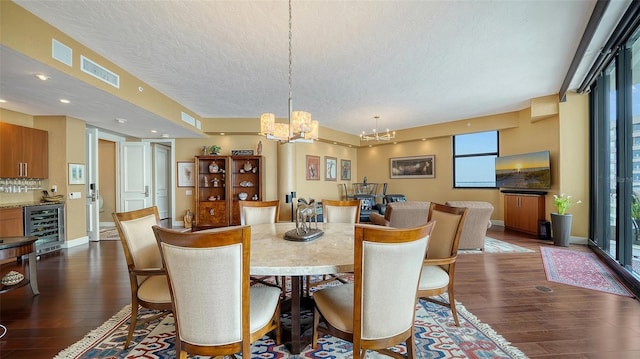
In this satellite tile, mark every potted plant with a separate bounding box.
[209,145,221,155]
[632,193,640,244]
[551,193,581,246]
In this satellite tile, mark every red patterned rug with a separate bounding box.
[540,246,633,297]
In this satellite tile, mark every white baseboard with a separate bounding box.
[64,236,89,248]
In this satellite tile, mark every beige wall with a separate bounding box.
[36,116,87,242]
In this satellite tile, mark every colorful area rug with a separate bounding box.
[99,228,119,241]
[54,296,527,359]
[458,237,535,254]
[540,246,633,297]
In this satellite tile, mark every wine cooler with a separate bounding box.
[23,203,65,254]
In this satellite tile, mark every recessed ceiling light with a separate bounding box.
[0,99,6,103]
[35,74,50,81]
[59,99,70,104]
[161,134,169,138]
[151,130,158,133]
[115,118,127,124]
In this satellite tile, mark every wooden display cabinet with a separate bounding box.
[194,156,229,228]
[504,193,545,236]
[230,156,263,225]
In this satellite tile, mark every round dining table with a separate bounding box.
[249,222,355,354]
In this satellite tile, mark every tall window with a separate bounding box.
[591,24,640,291]
[453,131,498,188]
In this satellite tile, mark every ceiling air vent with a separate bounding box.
[181,112,195,126]
[52,39,72,67]
[80,55,119,88]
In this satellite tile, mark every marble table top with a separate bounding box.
[248,222,355,276]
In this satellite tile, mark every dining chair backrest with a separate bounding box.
[427,202,467,263]
[355,222,433,340]
[153,225,253,356]
[239,200,280,225]
[322,199,361,223]
[113,206,162,283]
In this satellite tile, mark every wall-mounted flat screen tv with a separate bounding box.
[495,150,551,189]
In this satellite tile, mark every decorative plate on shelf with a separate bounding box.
[238,192,248,200]
[2,271,24,286]
[239,181,253,187]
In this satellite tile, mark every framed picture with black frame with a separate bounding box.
[390,155,435,179]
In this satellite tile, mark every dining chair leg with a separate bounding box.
[125,303,138,348]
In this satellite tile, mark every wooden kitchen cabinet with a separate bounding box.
[0,207,24,237]
[504,193,545,236]
[0,122,48,178]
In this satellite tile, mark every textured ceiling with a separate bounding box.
[1,0,630,139]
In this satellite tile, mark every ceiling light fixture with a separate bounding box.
[35,74,50,81]
[59,99,70,104]
[259,0,318,143]
[116,118,127,124]
[360,116,395,142]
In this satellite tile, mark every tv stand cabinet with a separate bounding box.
[504,193,545,236]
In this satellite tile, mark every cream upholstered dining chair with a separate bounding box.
[239,200,280,225]
[312,222,435,359]
[152,225,281,359]
[322,199,361,224]
[239,200,284,290]
[112,206,172,349]
[417,202,467,326]
[305,199,361,296]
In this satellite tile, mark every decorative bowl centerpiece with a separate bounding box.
[238,192,248,200]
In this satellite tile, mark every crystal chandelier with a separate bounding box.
[360,116,396,141]
[260,0,318,143]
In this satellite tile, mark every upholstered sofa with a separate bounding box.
[369,201,430,228]
[445,201,494,250]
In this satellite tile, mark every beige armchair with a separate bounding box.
[445,201,494,250]
[369,201,431,228]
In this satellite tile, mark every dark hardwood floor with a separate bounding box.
[1,227,639,358]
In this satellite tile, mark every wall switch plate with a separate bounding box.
[69,192,82,199]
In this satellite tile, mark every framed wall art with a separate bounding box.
[325,156,337,181]
[306,155,320,180]
[177,161,195,187]
[68,163,85,185]
[390,155,435,179]
[340,159,351,180]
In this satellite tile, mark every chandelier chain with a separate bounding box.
[288,0,293,100]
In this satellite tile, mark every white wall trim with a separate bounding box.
[64,236,89,248]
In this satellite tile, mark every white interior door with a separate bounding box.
[153,144,171,221]
[120,142,152,211]
[85,128,100,241]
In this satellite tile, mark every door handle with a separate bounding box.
[144,185,150,197]
[24,162,28,177]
